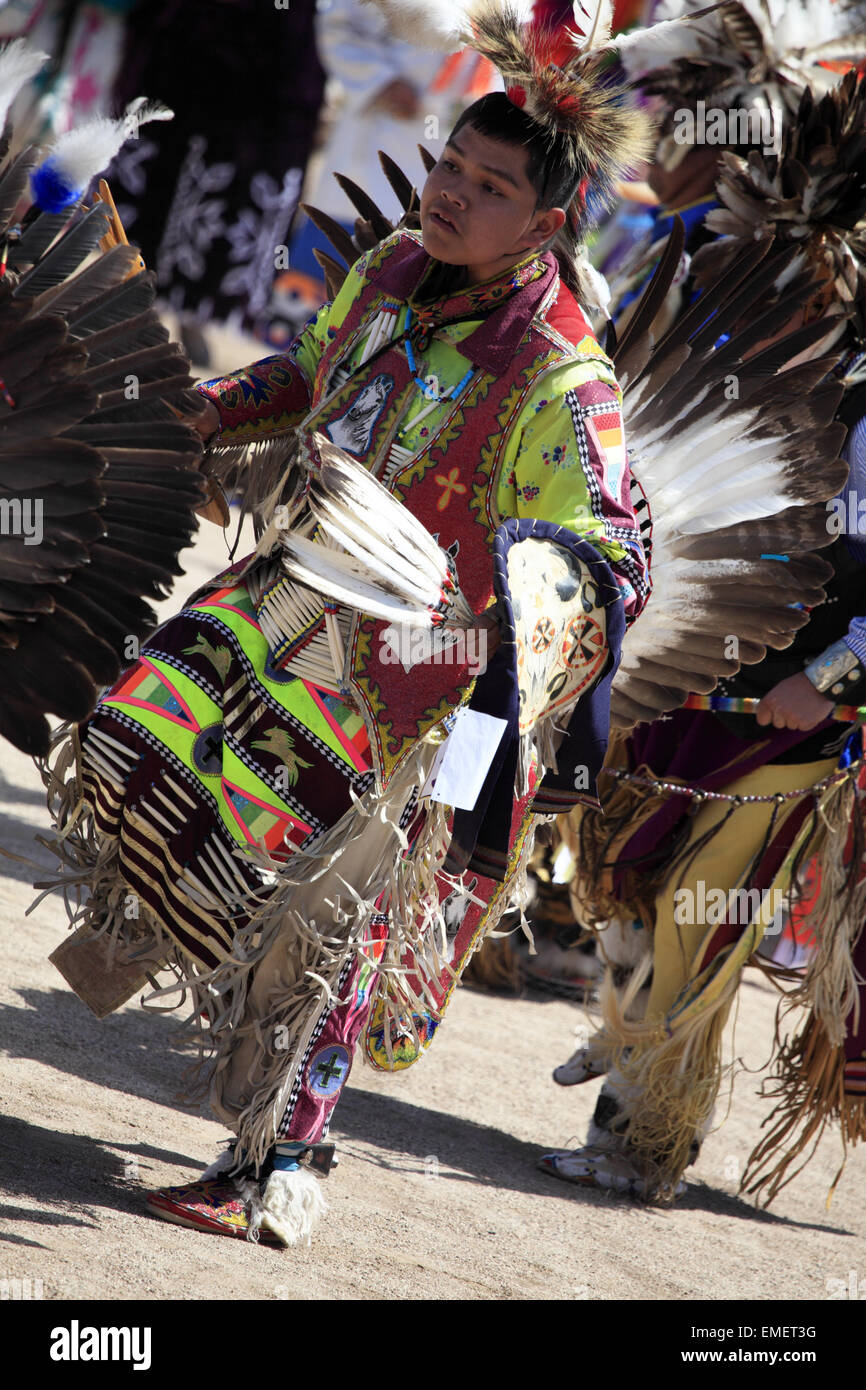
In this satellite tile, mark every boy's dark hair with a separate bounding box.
[450,92,582,217]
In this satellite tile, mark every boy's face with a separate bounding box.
[420,123,566,284]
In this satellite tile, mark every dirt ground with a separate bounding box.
[1,519,865,1303]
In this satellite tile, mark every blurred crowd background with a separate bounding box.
[0,0,644,367]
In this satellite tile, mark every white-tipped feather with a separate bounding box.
[278,432,479,626]
[41,98,173,194]
[571,0,614,51]
[310,433,475,620]
[361,0,474,50]
[0,40,48,131]
[608,216,851,726]
[311,472,455,592]
[613,5,725,67]
[279,531,453,626]
[309,498,449,609]
[618,0,862,100]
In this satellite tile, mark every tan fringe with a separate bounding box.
[202,434,303,541]
[35,719,453,1165]
[741,1013,866,1208]
[734,775,866,1207]
[34,724,239,1061]
[778,774,866,1047]
[595,950,736,1200]
[587,769,865,1207]
[33,725,175,971]
[518,713,566,798]
[173,741,446,1166]
[206,434,298,486]
[454,812,539,983]
[36,710,542,1168]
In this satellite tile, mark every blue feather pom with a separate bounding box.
[31,158,82,214]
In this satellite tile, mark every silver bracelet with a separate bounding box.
[803,639,866,695]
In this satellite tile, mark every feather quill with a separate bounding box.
[278,532,452,627]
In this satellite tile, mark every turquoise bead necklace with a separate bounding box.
[404,306,473,402]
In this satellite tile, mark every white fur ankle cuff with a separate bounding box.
[252,1167,328,1248]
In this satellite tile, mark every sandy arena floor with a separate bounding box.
[1,518,864,1302]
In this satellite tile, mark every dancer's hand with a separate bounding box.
[186,398,220,443]
[369,78,419,119]
[755,673,834,731]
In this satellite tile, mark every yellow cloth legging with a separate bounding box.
[645,755,838,1024]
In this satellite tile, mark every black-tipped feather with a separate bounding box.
[35,243,144,318]
[332,173,394,240]
[299,203,355,269]
[378,150,416,212]
[8,211,70,268]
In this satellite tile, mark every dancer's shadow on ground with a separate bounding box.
[3,990,853,1241]
[0,766,54,810]
[1,986,206,1112]
[333,1086,855,1238]
[0,814,56,886]
[0,1115,204,1240]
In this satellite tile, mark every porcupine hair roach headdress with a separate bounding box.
[363,1,657,234]
[620,0,866,168]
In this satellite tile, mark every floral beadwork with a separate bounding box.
[542,444,566,467]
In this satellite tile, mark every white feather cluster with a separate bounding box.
[0,39,49,132]
[278,434,475,628]
[40,98,173,196]
[619,0,863,92]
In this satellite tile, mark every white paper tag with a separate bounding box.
[421,708,507,811]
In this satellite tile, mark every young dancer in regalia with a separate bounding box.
[46,2,655,1246]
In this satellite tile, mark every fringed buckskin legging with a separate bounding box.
[593,754,839,1192]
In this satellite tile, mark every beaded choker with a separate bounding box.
[407,252,548,351]
[402,253,548,403]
